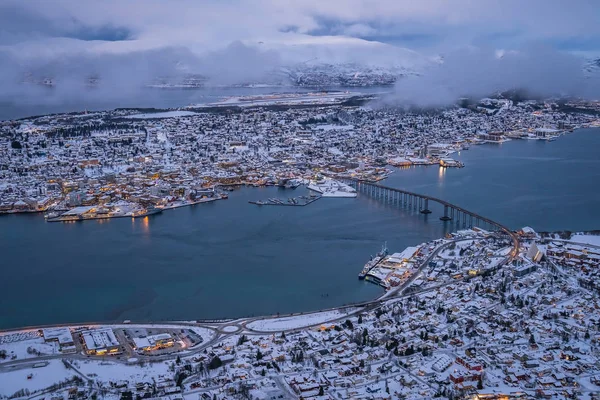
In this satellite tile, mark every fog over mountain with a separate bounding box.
[1,0,599,106]
[387,45,600,107]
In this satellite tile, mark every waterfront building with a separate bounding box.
[42,327,75,352]
[80,328,121,355]
[132,333,175,352]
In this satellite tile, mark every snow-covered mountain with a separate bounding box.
[280,62,416,87]
[584,58,600,76]
[11,38,438,89]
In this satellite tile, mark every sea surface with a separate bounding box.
[0,86,386,121]
[0,129,598,329]
[385,128,600,233]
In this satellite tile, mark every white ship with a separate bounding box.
[307,178,357,198]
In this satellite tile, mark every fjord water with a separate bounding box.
[0,86,387,121]
[0,128,598,329]
[386,128,600,232]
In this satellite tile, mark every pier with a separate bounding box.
[342,179,520,257]
[249,195,321,207]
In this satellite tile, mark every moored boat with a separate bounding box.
[358,243,388,280]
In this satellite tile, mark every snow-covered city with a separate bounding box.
[3,1,600,399]
[1,94,598,219]
[2,228,600,399]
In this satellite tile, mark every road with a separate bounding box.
[0,182,522,399]
[0,234,518,375]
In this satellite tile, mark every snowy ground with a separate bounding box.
[316,124,354,131]
[73,359,172,383]
[246,308,359,332]
[193,92,357,108]
[124,111,198,119]
[188,327,217,341]
[0,360,76,397]
[571,234,600,247]
[0,337,60,363]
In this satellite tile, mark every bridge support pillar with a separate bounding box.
[420,198,432,214]
[440,205,452,221]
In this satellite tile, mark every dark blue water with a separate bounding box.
[0,187,445,329]
[0,86,386,121]
[385,128,600,232]
[0,128,597,329]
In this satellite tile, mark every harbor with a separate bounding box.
[307,178,358,197]
[0,129,599,328]
[358,244,423,290]
[45,205,162,222]
[249,194,321,207]
[45,193,227,222]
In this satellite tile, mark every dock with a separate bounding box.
[249,195,321,207]
[46,207,162,222]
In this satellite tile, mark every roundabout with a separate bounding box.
[219,324,242,334]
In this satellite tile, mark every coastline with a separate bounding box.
[0,125,598,329]
[0,177,519,331]
[1,126,591,219]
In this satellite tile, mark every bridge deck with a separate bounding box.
[346,179,520,257]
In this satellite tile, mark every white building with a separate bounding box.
[432,355,453,372]
[81,328,120,355]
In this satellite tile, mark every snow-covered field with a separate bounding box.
[73,359,172,383]
[0,360,76,397]
[316,124,354,131]
[188,326,217,340]
[571,234,600,247]
[246,308,359,332]
[0,337,59,363]
[124,111,198,119]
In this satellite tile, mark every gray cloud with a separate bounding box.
[384,45,600,107]
[0,41,285,107]
[196,41,282,85]
[0,2,133,45]
[0,47,193,103]
[0,0,599,110]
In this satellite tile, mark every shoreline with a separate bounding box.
[0,178,519,331]
[0,128,597,330]
[2,126,596,218]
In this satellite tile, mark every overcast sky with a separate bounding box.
[2,0,599,57]
[0,0,598,107]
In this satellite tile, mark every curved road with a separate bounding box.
[0,183,521,376]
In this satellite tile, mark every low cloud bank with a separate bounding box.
[0,41,282,106]
[385,45,600,107]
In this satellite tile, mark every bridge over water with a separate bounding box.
[343,179,520,257]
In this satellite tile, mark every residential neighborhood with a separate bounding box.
[1,95,598,219]
[2,228,600,399]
